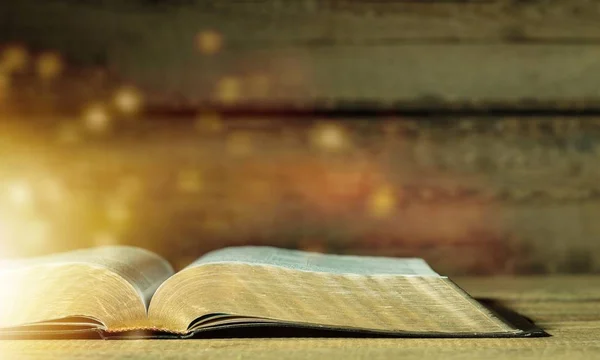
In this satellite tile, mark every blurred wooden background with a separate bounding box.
[1,0,600,274]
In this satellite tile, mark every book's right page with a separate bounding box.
[192,246,440,276]
[148,247,537,337]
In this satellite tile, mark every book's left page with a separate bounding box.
[0,246,174,337]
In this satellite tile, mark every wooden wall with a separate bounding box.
[1,0,600,274]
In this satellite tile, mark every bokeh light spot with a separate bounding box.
[1,45,28,73]
[311,123,349,152]
[114,86,143,115]
[6,182,34,208]
[36,52,63,81]
[83,105,111,133]
[367,185,397,218]
[196,30,223,55]
[215,76,241,104]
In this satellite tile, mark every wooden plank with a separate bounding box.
[2,1,600,107]
[2,116,600,273]
[3,0,600,46]
[1,276,599,360]
[1,334,598,360]
[136,45,600,108]
[4,43,600,109]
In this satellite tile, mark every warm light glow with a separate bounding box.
[6,181,33,208]
[215,76,241,104]
[1,45,28,73]
[114,86,143,115]
[177,170,203,193]
[311,123,348,151]
[0,262,25,326]
[0,218,13,257]
[0,207,50,258]
[195,112,223,133]
[36,52,63,80]
[196,30,223,55]
[25,220,50,250]
[367,185,397,218]
[83,105,110,133]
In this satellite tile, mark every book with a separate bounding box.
[0,246,542,339]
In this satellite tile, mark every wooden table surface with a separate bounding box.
[1,276,599,359]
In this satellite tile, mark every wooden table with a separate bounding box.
[1,276,599,359]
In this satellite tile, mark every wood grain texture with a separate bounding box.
[2,115,600,274]
[1,276,599,359]
[3,0,600,107]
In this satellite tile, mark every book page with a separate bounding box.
[0,246,174,307]
[190,246,440,276]
[149,261,514,335]
[0,246,174,332]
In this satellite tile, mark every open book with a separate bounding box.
[0,246,541,339]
